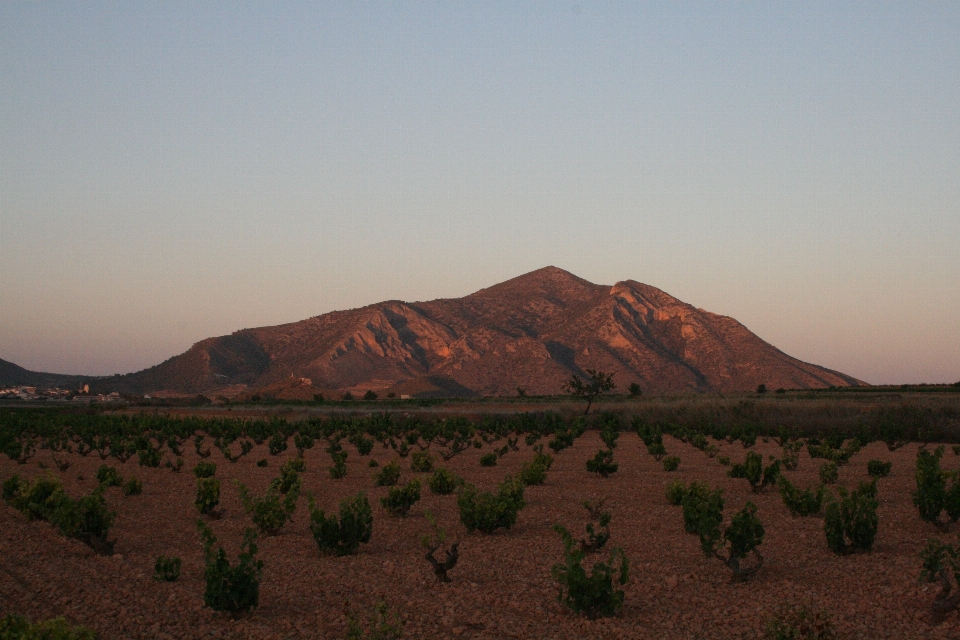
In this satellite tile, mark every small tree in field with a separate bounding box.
[420,510,459,582]
[566,370,615,415]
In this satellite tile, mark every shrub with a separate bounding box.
[197,520,262,613]
[479,452,498,467]
[662,456,680,472]
[867,460,892,478]
[599,420,620,450]
[122,477,143,496]
[551,524,628,619]
[350,433,374,456]
[647,441,667,462]
[695,498,766,582]
[0,615,98,639]
[919,537,960,623]
[781,441,803,471]
[256,459,268,467]
[271,460,303,494]
[368,459,379,468]
[665,479,687,506]
[457,477,525,534]
[912,446,960,528]
[195,478,221,517]
[764,602,835,640]
[268,433,287,456]
[137,447,162,468]
[164,457,184,473]
[308,492,373,556]
[681,481,720,535]
[235,479,299,535]
[824,480,879,554]
[50,488,116,555]
[95,465,123,488]
[375,460,402,487]
[728,451,781,492]
[778,477,824,517]
[194,461,217,479]
[586,450,618,477]
[421,510,459,582]
[819,461,839,484]
[11,472,68,522]
[718,455,731,466]
[428,468,462,495]
[344,600,404,640]
[329,451,348,479]
[578,499,611,553]
[380,479,421,517]
[410,451,434,473]
[154,555,182,582]
[518,461,545,487]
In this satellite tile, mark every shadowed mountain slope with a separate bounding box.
[2,267,864,395]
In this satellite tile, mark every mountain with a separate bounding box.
[0,358,91,390]
[1,267,864,396]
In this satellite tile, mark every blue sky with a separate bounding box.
[1,2,958,384]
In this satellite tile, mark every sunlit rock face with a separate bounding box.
[70,266,863,396]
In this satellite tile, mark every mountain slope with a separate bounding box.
[2,267,864,395]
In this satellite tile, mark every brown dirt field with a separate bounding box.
[2,434,959,639]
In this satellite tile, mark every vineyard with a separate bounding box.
[1,394,960,639]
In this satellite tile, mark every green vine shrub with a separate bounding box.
[95,465,122,488]
[122,477,143,496]
[662,456,680,472]
[380,479,421,517]
[778,477,825,517]
[551,523,628,619]
[420,510,459,582]
[153,555,181,582]
[824,480,879,554]
[586,450,617,477]
[428,468,462,495]
[234,479,300,535]
[919,537,960,624]
[867,460,892,478]
[410,451,434,473]
[818,461,839,485]
[913,446,960,528]
[728,451,781,492]
[197,521,263,613]
[457,477,525,534]
[375,460,402,487]
[195,478,221,518]
[308,492,373,556]
[193,461,216,479]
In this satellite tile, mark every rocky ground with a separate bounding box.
[1,433,958,639]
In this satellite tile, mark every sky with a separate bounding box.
[1,2,958,385]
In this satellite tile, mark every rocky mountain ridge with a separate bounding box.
[0,267,863,396]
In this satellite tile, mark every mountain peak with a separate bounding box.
[1,269,865,395]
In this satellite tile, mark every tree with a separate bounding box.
[628,383,642,398]
[566,370,616,415]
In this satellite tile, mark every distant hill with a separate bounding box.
[0,358,91,390]
[1,267,864,396]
